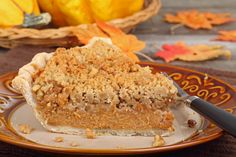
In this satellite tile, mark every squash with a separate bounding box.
[90,0,144,21]
[38,0,144,26]
[0,0,40,27]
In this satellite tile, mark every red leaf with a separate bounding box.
[155,42,231,62]
[155,43,190,62]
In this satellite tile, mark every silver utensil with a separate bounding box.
[163,72,236,137]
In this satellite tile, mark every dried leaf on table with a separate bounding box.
[215,30,236,42]
[165,10,212,30]
[96,20,124,36]
[203,12,235,25]
[73,20,145,62]
[96,20,146,58]
[155,42,231,62]
[72,25,108,44]
[178,44,231,61]
[165,10,235,30]
[154,42,190,62]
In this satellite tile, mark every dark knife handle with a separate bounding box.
[188,96,236,137]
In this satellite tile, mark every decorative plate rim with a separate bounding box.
[0,62,235,155]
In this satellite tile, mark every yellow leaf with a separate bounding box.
[178,44,231,61]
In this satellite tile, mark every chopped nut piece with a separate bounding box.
[187,119,197,128]
[18,124,33,134]
[32,84,41,92]
[70,141,79,147]
[54,137,64,142]
[152,135,165,147]
[89,67,98,76]
[85,128,96,139]
[73,112,81,118]
[46,102,51,107]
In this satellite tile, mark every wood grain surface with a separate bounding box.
[0,0,235,156]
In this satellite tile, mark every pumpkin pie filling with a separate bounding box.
[14,39,178,136]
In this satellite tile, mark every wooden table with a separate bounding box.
[135,0,236,73]
[0,0,235,156]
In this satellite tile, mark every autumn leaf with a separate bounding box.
[179,44,231,61]
[155,42,190,62]
[72,21,145,62]
[155,42,231,62]
[204,12,235,25]
[72,25,108,44]
[176,10,211,29]
[96,20,146,56]
[165,10,235,30]
[96,20,124,36]
[215,30,236,42]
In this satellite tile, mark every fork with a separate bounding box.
[162,72,236,137]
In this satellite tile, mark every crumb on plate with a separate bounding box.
[152,135,165,147]
[18,124,33,134]
[54,136,64,142]
[168,126,175,132]
[85,128,96,139]
[187,119,197,128]
[70,141,79,147]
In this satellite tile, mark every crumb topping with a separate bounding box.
[32,40,177,112]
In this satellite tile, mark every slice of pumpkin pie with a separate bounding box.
[12,38,177,136]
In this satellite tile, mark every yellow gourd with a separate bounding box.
[90,0,144,21]
[55,0,94,25]
[38,0,144,26]
[37,0,67,26]
[0,0,40,27]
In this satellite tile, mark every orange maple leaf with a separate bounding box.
[96,20,124,36]
[155,42,231,62]
[72,21,145,62]
[215,30,236,42]
[204,12,235,25]
[165,10,235,30]
[72,25,108,44]
[177,10,212,29]
[96,20,145,54]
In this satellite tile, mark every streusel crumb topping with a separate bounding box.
[32,40,177,112]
